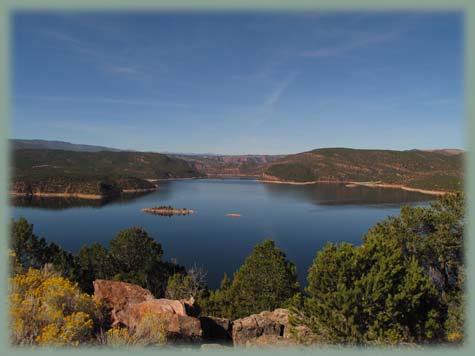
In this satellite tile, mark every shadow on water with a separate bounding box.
[262,183,434,206]
[10,191,158,210]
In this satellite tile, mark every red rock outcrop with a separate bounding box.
[126,299,202,339]
[93,280,315,346]
[93,280,202,341]
[93,279,154,326]
[232,308,314,347]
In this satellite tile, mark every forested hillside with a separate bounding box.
[264,148,463,192]
[11,149,203,197]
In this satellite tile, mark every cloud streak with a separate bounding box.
[40,28,143,77]
[301,30,403,58]
[106,65,140,75]
[261,73,298,115]
[252,71,299,127]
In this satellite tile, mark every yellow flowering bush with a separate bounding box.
[105,326,136,347]
[104,313,168,348]
[10,268,99,346]
[447,332,463,343]
[133,312,168,346]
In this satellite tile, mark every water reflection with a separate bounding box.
[11,181,435,210]
[262,183,434,206]
[11,179,435,288]
[11,191,157,210]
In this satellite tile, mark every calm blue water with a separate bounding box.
[11,179,433,288]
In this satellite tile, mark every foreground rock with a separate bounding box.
[93,280,315,346]
[93,280,154,324]
[232,308,314,347]
[126,299,202,340]
[93,280,202,341]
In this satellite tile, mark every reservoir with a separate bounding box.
[11,179,433,289]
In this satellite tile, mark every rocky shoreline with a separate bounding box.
[258,174,450,196]
[141,206,194,216]
[349,182,449,196]
[10,177,451,199]
[10,187,158,200]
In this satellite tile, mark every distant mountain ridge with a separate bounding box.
[10,139,464,157]
[420,149,464,156]
[10,139,464,193]
[11,139,122,152]
[168,153,285,176]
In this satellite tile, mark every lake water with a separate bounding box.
[11,179,434,289]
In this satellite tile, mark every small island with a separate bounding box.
[141,205,194,216]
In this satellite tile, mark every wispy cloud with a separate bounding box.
[41,29,81,45]
[41,29,102,57]
[261,72,298,115]
[232,52,290,82]
[46,119,140,137]
[301,30,402,58]
[424,97,457,105]
[106,65,139,75]
[40,28,143,77]
[252,71,299,126]
[15,95,189,109]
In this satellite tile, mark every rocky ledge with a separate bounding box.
[93,280,316,347]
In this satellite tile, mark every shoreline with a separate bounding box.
[10,192,105,200]
[10,187,158,200]
[349,182,449,196]
[257,178,450,196]
[148,177,202,182]
[10,178,452,198]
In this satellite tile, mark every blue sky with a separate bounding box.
[12,11,463,154]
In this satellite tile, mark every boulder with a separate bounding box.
[93,279,155,306]
[126,299,202,340]
[232,308,313,347]
[93,280,202,341]
[93,279,154,326]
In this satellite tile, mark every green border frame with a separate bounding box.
[0,0,473,355]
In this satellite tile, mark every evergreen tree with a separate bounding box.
[10,217,49,270]
[76,243,113,293]
[199,273,233,319]
[10,218,78,280]
[294,193,464,345]
[203,240,300,319]
[108,227,164,294]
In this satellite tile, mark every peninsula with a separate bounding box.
[10,148,203,199]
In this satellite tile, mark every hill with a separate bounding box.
[11,149,203,198]
[421,148,464,156]
[11,139,121,152]
[263,148,463,192]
